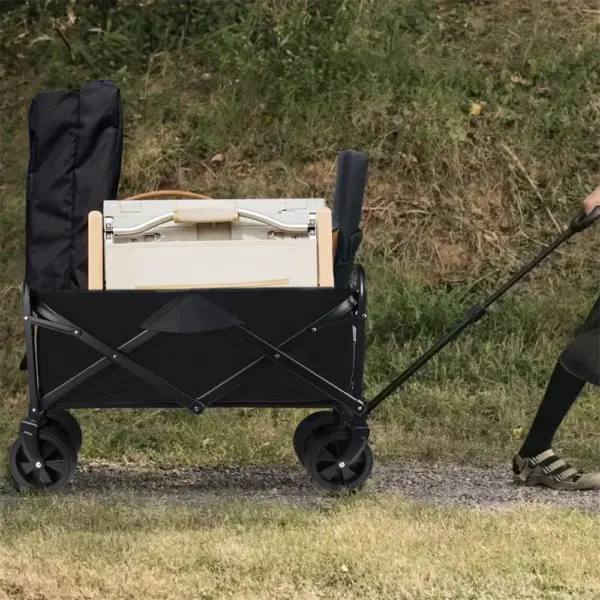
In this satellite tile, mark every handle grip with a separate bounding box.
[570,206,600,233]
[174,202,238,223]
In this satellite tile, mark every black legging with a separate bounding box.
[518,361,586,458]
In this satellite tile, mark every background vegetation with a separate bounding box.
[3,2,600,599]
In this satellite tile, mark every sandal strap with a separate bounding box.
[518,449,556,481]
[517,465,532,482]
[516,449,584,484]
[555,466,580,482]
[529,449,556,466]
[542,458,567,474]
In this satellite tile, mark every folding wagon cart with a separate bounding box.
[8,81,600,493]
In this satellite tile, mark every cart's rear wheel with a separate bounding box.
[293,411,338,466]
[304,428,373,492]
[8,426,78,493]
[47,408,82,451]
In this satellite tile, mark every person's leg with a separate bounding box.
[512,359,600,490]
[518,361,585,459]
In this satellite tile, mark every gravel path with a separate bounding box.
[2,460,600,512]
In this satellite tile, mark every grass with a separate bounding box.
[2,494,600,599]
[2,3,600,598]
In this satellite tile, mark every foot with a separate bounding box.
[513,449,600,490]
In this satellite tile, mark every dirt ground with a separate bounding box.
[3,459,599,513]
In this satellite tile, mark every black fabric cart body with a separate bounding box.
[27,287,366,414]
[20,280,373,485]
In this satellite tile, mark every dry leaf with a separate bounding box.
[210,153,225,165]
[510,74,530,86]
[469,102,483,117]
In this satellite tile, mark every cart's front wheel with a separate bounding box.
[304,429,373,492]
[293,411,339,466]
[47,408,83,451]
[8,426,78,493]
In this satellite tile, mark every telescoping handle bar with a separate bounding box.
[110,202,309,236]
[365,207,600,415]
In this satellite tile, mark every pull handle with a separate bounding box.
[570,206,600,234]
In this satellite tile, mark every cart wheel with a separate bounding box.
[304,428,373,492]
[47,408,83,451]
[293,411,339,466]
[8,426,78,493]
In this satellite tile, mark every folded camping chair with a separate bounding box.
[332,150,368,288]
[19,80,122,371]
[25,80,123,292]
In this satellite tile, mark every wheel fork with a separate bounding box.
[20,416,45,469]
[336,417,370,468]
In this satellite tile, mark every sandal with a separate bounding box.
[513,449,600,490]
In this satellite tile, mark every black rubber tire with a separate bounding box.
[47,408,83,451]
[305,428,373,492]
[8,426,78,493]
[292,411,338,467]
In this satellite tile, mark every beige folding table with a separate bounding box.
[88,194,334,291]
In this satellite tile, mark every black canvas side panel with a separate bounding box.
[25,80,123,291]
[25,90,79,291]
[35,289,356,408]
